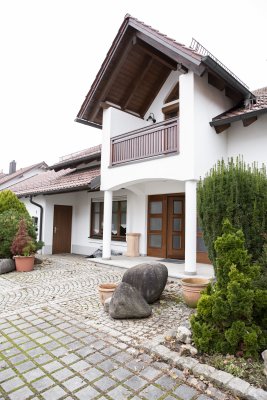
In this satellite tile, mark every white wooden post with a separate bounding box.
[185,180,197,275]
[102,190,113,259]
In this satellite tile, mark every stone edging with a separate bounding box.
[140,334,267,400]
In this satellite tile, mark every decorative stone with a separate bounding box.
[262,349,267,376]
[180,344,198,356]
[104,297,112,313]
[176,326,192,344]
[122,262,168,303]
[0,259,15,274]
[109,282,152,319]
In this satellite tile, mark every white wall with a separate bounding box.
[227,113,267,166]
[194,73,233,178]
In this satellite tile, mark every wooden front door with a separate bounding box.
[52,205,72,254]
[147,194,185,259]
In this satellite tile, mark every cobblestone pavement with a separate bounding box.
[0,255,236,399]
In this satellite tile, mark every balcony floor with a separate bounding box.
[91,255,214,280]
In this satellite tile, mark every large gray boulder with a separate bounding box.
[0,259,15,274]
[122,262,168,303]
[109,282,152,319]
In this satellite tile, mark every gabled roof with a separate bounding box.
[76,14,253,129]
[9,167,100,197]
[0,162,48,186]
[210,86,267,133]
[49,145,101,171]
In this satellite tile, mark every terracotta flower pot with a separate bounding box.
[98,283,117,305]
[14,256,35,272]
[181,277,210,308]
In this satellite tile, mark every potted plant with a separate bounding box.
[10,218,41,272]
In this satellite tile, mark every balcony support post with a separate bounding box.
[102,190,113,259]
[184,180,197,275]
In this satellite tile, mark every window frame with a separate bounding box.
[90,200,127,242]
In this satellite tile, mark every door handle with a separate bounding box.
[54,226,57,234]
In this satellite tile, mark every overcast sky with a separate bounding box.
[0,0,266,173]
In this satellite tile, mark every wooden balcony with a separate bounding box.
[110,117,179,166]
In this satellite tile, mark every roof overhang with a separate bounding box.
[76,15,254,130]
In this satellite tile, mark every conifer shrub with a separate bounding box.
[0,190,28,214]
[197,158,267,265]
[11,219,36,256]
[191,220,267,358]
[0,210,37,258]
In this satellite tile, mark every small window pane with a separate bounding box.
[197,237,207,252]
[121,212,126,225]
[93,202,100,212]
[112,213,118,235]
[174,200,182,214]
[150,201,162,214]
[150,217,162,231]
[121,201,127,212]
[112,201,118,212]
[92,214,100,235]
[149,234,162,248]
[173,235,181,249]
[173,218,181,231]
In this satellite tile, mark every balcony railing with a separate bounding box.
[111,117,179,166]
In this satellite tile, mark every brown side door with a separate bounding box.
[52,205,72,254]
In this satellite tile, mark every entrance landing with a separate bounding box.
[92,255,214,280]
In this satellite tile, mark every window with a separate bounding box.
[91,200,127,240]
[162,82,179,120]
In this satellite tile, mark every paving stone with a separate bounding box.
[43,341,60,350]
[155,374,176,390]
[15,360,35,373]
[52,368,73,381]
[50,347,68,357]
[125,375,147,390]
[108,384,132,400]
[76,346,95,357]
[63,376,86,391]
[127,359,146,372]
[1,376,24,393]
[0,368,16,382]
[27,347,45,357]
[196,395,213,400]
[111,366,133,380]
[98,359,119,372]
[113,351,133,363]
[42,360,63,373]
[86,352,106,364]
[81,367,103,381]
[75,386,100,400]
[9,353,28,364]
[70,360,91,372]
[94,376,116,390]
[139,384,165,400]
[139,366,162,380]
[61,353,80,364]
[101,345,119,356]
[32,376,55,391]
[42,385,67,400]
[23,368,45,382]
[211,370,233,385]
[174,384,198,400]
[246,387,267,400]
[34,354,53,364]
[8,386,34,400]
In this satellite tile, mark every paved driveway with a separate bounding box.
[0,255,234,399]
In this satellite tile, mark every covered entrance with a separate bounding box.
[147,194,185,259]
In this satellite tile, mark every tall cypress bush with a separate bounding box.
[198,158,267,265]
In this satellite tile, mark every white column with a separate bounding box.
[185,180,197,275]
[102,190,113,259]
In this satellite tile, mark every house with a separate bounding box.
[8,146,107,255]
[0,161,48,191]
[75,15,267,274]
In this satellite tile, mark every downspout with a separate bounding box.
[29,196,43,242]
